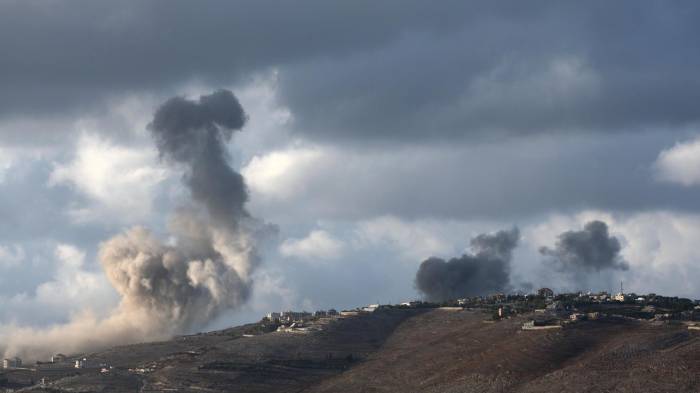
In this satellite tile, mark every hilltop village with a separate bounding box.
[1,289,699,392]
[258,287,700,334]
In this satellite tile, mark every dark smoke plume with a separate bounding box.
[149,90,248,222]
[415,228,519,302]
[2,90,261,360]
[539,220,629,272]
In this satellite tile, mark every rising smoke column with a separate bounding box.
[415,228,519,302]
[2,90,261,360]
[539,220,629,288]
[100,89,259,332]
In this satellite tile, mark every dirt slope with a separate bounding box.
[15,308,700,392]
[307,309,700,393]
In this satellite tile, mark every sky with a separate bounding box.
[2,1,700,338]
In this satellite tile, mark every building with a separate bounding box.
[362,304,379,312]
[613,292,627,302]
[614,282,627,302]
[570,313,586,321]
[36,361,76,371]
[266,312,281,322]
[546,301,564,312]
[489,293,506,302]
[279,311,313,323]
[592,292,610,302]
[3,357,21,369]
[538,288,554,298]
[74,358,106,370]
[51,353,67,363]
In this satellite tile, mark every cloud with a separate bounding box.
[49,133,168,223]
[278,3,700,142]
[654,136,700,186]
[0,243,116,329]
[0,244,25,268]
[34,244,115,313]
[353,216,458,261]
[242,146,325,202]
[242,132,700,225]
[0,147,16,183]
[2,2,700,144]
[280,230,345,261]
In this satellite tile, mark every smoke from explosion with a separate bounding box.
[1,90,262,360]
[539,220,629,288]
[415,228,519,302]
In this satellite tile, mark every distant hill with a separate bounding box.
[8,307,700,392]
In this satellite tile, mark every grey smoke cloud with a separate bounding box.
[100,89,259,331]
[539,220,629,284]
[415,228,519,302]
[1,90,261,360]
[149,89,249,222]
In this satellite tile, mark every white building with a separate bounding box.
[51,353,67,363]
[266,312,281,321]
[3,357,21,369]
[75,357,97,369]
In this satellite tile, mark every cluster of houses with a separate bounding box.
[266,305,387,325]
[2,357,21,369]
[266,309,340,324]
[264,305,384,333]
[519,287,700,330]
[2,353,106,374]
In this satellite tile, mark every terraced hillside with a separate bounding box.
[11,308,700,392]
[309,309,700,393]
[18,309,424,393]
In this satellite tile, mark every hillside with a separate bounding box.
[5,307,700,393]
[310,309,700,393]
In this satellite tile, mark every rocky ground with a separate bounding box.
[4,307,699,392]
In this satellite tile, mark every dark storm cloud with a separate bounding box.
[540,220,629,273]
[280,1,700,142]
[2,1,700,143]
[0,0,473,120]
[415,228,519,302]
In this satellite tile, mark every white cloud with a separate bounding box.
[353,215,497,262]
[242,146,326,201]
[0,147,14,183]
[280,230,345,261]
[49,133,168,223]
[34,244,115,313]
[0,244,117,328]
[654,136,700,186]
[354,216,452,261]
[0,244,25,268]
